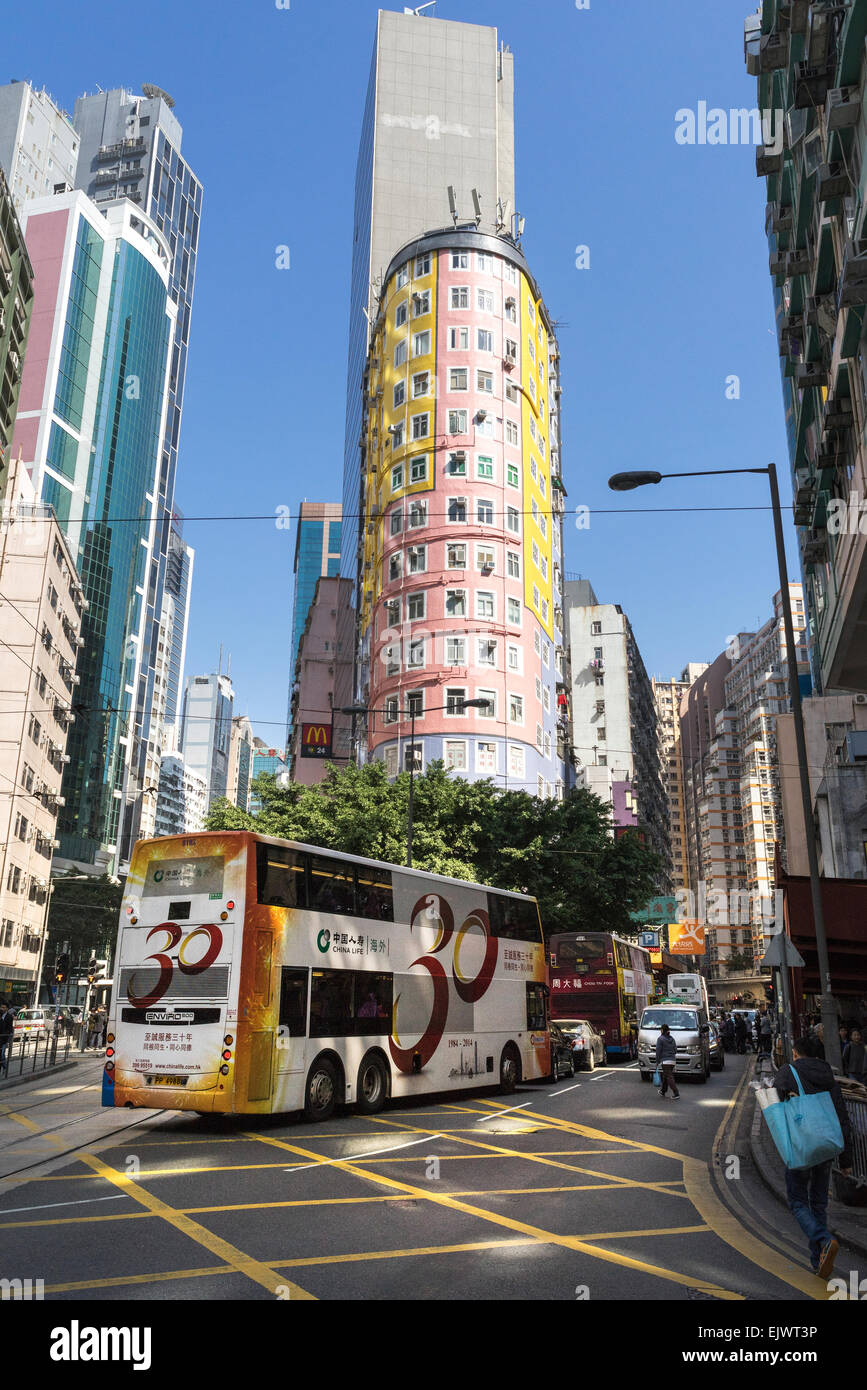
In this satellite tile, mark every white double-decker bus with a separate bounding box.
[103,831,552,1120]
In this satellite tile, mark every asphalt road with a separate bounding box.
[0,1052,861,1302]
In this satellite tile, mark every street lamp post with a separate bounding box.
[608,465,841,1070]
[342,698,488,867]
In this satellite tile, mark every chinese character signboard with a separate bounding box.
[301,723,332,758]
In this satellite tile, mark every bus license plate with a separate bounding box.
[147,1075,188,1087]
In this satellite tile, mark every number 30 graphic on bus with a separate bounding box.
[127,923,223,1008]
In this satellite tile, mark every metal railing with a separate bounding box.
[0,1029,73,1082]
[834,1092,867,1203]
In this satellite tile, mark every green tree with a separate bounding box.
[207,763,663,941]
[44,873,124,978]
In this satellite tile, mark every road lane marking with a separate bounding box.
[475,1102,533,1123]
[76,1149,317,1301]
[0,1193,126,1215]
[550,1083,582,1096]
[241,1128,741,1299]
[285,1133,443,1172]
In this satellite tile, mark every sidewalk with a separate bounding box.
[748,1085,867,1260]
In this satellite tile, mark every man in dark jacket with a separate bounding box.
[734,1014,747,1054]
[772,1036,853,1278]
[655,1024,680,1099]
[0,1002,13,1074]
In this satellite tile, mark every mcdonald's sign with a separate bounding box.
[301,723,332,758]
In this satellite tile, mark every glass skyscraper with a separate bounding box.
[73,87,202,855]
[286,502,341,745]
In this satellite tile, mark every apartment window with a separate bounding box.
[505,420,519,446]
[510,694,524,724]
[28,715,41,745]
[407,636,425,668]
[509,745,525,778]
[390,509,402,537]
[535,676,543,703]
[507,597,521,625]
[391,464,404,492]
[384,745,399,778]
[446,687,468,716]
[543,689,551,715]
[391,422,405,449]
[14,813,28,842]
[477,546,495,571]
[476,591,495,620]
[541,598,549,625]
[476,690,496,718]
[478,638,497,667]
[504,263,518,285]
[409,455,428,484]
[412,331,431,357]
[411,413,429,442]
[451,251,469,270]
[445,452,467,478]
[507,643,521,672]
[477,742,497,774]
[385,598,400,627]
[591,621,602,636]
[389,553,402,582]
[540,555,548,581]
[407,502,426,533]
[6,865,21,894]
[477,252,493,272]
[394,341,408,367]
[542,641,550,666]
[395,301,408,328]
[449,327,469,350]
[448,409,468,435]
[477,455,494,480]
[507,463,519,489]
[384,697,400,725]
[536,725,544,751]
[507,507,520,534]
[527,297,536,323]
[450,286,470,310]
[412,371,430,398]
[477,289,494,313]
[444,740,468,771]
[477,370,494,394]
[477,329,494,353]
[529,417,537,443]
[396,264,410,289]
[407,545,427,574]
[476,415,494,437]
[415,253,431,276]
[413,289,431,316]
[450,367,468,391]
[537,775,545,797]
[407,592,425,621]
[505,339,518,364]
[477,498,494,525]
[446,636,467,665]
[528,376,537,403]
[446,588,467,617]
[448,497,467,523]
[532,540,540,568]
[533,585,541,611]
[393,381,406,408]
[505,380,519,404]
[446,543,466,568]
[539,512,547,538]
[406,690,424,719]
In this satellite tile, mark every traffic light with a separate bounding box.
[87,958,98,984]
[55,952,69,985]
[765,983,776,1007]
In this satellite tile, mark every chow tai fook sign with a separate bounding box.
[667,919,706,956]
[300,723,332,758]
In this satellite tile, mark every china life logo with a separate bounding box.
[317,929,331,954]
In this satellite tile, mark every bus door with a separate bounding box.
[276,967,309,1077]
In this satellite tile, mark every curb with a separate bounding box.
[748,1087,867,1261]
[0,1058,81,1093]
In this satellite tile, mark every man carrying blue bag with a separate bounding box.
[767,1036,853,1278]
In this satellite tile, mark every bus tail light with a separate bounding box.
[222,1050,232,1061]
[105,1061,114,1072]
[223,1035,233,1046]
[105,1047,115,1058]
[219,1064,229,1075]
[226,901,235,911]
[220,912,228,921]
[107,1033,115,1044]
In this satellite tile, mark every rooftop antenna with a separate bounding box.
[496,198,509,233]
[511,212,526,245]
[218,643,223,677]
[447,185,458,227]
[471,188,482,227]
[404,1,437,13]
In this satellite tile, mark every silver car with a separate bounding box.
[637,1005,711,1083]
[555,1017,606,1072]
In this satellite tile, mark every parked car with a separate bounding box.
[548,1022,577,1081]
[707,1021,726,1071]
[555,1018,607,1072]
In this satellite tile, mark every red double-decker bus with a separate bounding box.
[548,932,653,1058]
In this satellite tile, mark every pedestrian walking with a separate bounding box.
[759,1008,773,1056]
[655,1024,680,1100]
[0,1002,13,1075]
[734,1014,747,1055]
[842,1029,866,1084]
[772,1036,853,1278]
[86,1007,101,1049]
[99,1007,108,1048]
[721,1015,735,1053]
[810,1022,826,1061]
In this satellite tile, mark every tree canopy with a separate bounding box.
[43,873,124,971]
[206,762,663,939]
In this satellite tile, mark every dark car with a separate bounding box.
[707,1021,726,1071]
[548,1023,576,1082]
[555,1017,607,1072]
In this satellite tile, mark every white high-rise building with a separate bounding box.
[179,673,234,811]
[0,81,79,211]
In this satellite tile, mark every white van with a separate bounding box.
[638,1002,711,1083]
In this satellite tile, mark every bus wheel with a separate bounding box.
[356,1053,388,1115]
[499,1044,521,1094]
[304,1057,338,1122]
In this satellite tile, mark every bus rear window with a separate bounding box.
[487,893,541,942]
[142,857,225,898]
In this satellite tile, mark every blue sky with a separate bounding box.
[9,0,792,742]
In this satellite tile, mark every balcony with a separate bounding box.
[794,61,835,109]
[97,138,146,160]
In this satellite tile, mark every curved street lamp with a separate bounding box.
[342,698,488,867]
[608,463,840,1069]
